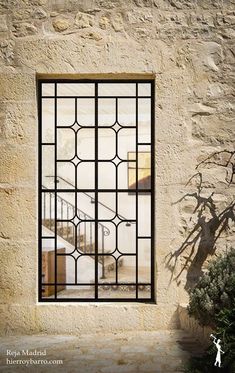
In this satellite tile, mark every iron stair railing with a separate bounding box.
[42,186,110,278]
[46,175,134,227]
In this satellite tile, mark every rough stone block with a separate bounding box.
[52,17,70,32]
[0,187,36,242]
[0,144,35,184]
[0,101,37,145]
[0,15,8,32]
[0,305,36,335]
[0,73,35,101]
[75,12,94,28]
[192,115,235,145]
[0,241,36,305]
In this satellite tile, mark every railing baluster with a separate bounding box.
[90,222,92,254]
[67,204,69,241]
[43,193,46,222]
[73,207,75,245]
[61,200,63,238]
[78,221,81,251]
[84,214,87,253]
[101,226,105,279]
[49,192,52,231]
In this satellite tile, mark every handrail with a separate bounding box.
[46,175,134,226]
[42,185,110,236]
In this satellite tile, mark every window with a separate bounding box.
[38,79,155,302]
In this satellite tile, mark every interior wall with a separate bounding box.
[0,0,234,335]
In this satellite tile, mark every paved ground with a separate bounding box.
[0,330,203,373]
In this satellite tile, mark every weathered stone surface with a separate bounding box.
[111,13,124,31]
[52,17,70,32]
[0,242,36,305]
[0,39,14,65]
[0,186,36,240]
[68,0,97,12]
[0,330,203,371]
[0,0,234,338]
[99,15,110,29]
[0,102,36,145]
[178,304,213,346]
[12,22,38,37]
[0,73,35,100]
[32,7,47,19]
[0,15,8,32]
[0,144,35,184]
[75,11,94,28]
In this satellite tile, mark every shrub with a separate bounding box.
[188,248,235,327]
[185,302,235,373]
[185,248,235,372]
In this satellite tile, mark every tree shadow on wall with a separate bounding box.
[165,150,235,291]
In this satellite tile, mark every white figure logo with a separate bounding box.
[210,334,225,368]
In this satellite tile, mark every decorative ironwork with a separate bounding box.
[38,79,155,302]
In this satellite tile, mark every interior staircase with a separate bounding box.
[42,218,123,277]
[41,176,150,298]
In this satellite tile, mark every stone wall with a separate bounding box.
[0,0,234,335]
[178,304,213,346]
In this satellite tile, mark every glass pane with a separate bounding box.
[118,161,133,190]
[132,146,151,190]
[57,193,75,220]
[118,98,136,126]
[42,238,55,251]
[41,238,56,299]
[118,192,136,220]
[41,285,55,299]
[98,162,116,189]
[41,193,55,231]
[77,99,94,126]
[57,163,75,189]
[77,162,95,189]
[138,195,151,237]
[57,128,75,160]
[42,83,54,96]
[42,99,54,143]
[79,221,95,254]
[56,222,75,247]
[57,286,95,299]
[98,98,116,126]
[138,83,151,96]
[98,221,115,254]
[57,99,75,127]
[138,285,151,299]
[77,128,95,160]
[56,250,67,284]
[118,128,136,160]
[138,99,151,144]
[42,145,54,189]
[57,83,95,96]
[118,255,136,283]
[98,128,116,160]
[99,255,116,282]
[98,285,136,299]
[98,83,136,96]
[98,193,116,220]
[138,239,151,283]
[118,222,135,254]
[77,255,95,283]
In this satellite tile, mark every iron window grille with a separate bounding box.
[38,79,155,302]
